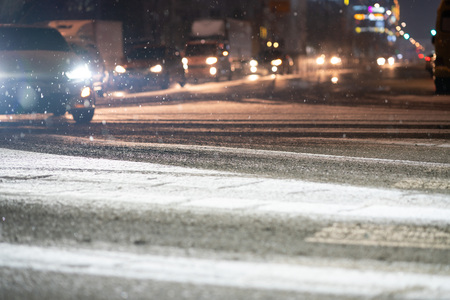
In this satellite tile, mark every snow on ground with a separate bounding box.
[1,147,450,298]
[1,242,450,299]
[1,147,449,225]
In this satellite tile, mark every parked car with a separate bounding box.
[0,24,96,123]
[116,44,186,91]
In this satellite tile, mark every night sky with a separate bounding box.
[398,0,441,40]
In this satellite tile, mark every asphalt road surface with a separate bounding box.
[1,64,449,299]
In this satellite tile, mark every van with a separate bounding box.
[433,0,450,93]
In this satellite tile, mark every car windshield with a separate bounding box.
[126,46,166,60]
[0,27,70,51]
[259,50,283,60]
[185,43,217,56]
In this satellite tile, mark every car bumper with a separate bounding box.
[0,78,95,115]
[434,66,450,79]
[185,65,220,78]
[113,72,168,90]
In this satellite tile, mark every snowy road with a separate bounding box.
[1,147,450,299]
[1,65,450,299]
[1,148,449,224]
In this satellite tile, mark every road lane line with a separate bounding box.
[53,135,450,168]
[1,148,449,226]
[1,243,449,298]
[306,223,450,250]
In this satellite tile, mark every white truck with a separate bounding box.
[47,20,124,94]
[184,18,255,81]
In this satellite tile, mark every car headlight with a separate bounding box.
[66,65,91,80]
[330,56,341,65]
[316,55,325,65]
[377,57,386,66]
[114,65,127,74]
[206,57,218,65]
[271,59,282,66]
[182,58,189,70]
[150,64,163,73]
[249,59,258,67]
[81,86,91,98]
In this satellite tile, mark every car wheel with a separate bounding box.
[227,70,232,81]
[71,108,95,124]
[160,74,170,89]
[52,108,66,117]
[435,77,450,94]
[53,111,66,117]
[179,74,186,87]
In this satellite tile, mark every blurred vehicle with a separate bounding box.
[0,24,96,123]
[258,48,294,75]
[68,41,108,97]
[375,55,395,67]
[184,39,232,82]
[47,20,124,93]
[432,0,450,94]
[239,58,260,76]
[116,44,186,91]
[425,53,435,77]
[316,54,343,67]
[184,18,256,81]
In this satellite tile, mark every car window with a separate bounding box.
[127,46,166,60]
[0,27,71,51]
[441,11,450,31]
[185,43,217,56]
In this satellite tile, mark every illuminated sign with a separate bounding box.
[269,0,290,13]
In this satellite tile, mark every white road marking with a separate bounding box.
[1,148,449,227]
[57,135,450,168]
[306,223,450,249]
[1,243,449,298]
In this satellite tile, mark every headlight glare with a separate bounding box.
[316,55,325,65]
[66,65,91,80]
[150,64,163,73]
[271,59,282,66]
[206,57,218,65]
[114,65,126,74]
[330,56,342,65]
[377,57,386,66]
[81,87,91,98]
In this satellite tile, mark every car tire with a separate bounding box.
[435,77,450,94]
[179,74,186,87]
[71,108,95,124]
[52,109,66,117]
[160,74,170,90]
